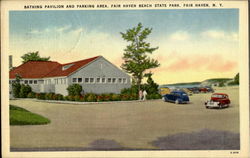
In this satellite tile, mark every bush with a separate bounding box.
[86,93,97,102]
[111,94,120,101]
[147,93,162,100]
[27,92,36,98]
[67,84,83,96]
[12,83,21,98]
[19,84,32,98]
[45,93,54,100]
[36,93,46,100]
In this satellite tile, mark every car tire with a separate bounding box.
[206,106,209,109]
[175,99,179,104]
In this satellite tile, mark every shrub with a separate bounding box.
[74,95,81,102]
[36,93,46,100]
[19,84,32,98]
[57,94,64,100]
[67,84,83,96]
[86,93,97,102]
[27,92,36,98]
[12,82,21,98]
[45,93,54,100]
[111,94,120,101]
[97,95,104,102]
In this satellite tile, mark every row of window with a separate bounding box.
[72,77,127,84]
[44,78,67,85]
[9,80,38,84]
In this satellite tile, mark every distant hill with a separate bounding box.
[161,78,233,88]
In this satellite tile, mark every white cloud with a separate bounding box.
[169,31,190,41]
[201,30,238,41]
[55,25,71,33]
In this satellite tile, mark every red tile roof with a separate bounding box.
[45,56,100,77]
[9,56,100,79]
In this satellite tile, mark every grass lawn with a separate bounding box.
[10,105,50,125]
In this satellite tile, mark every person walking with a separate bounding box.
[139,90,143,100]
[143,90,147,101]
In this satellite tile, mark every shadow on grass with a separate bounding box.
[150,129,240,150]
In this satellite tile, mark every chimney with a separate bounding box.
[9,55,13,70]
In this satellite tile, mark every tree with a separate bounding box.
[21,51,50,63]
[120,23,160,92]
[67,84,83,96]
[144,72,159,95]
[12,74,22,98]
[234,73,239,84]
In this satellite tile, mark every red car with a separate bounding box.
[205,93,230,109]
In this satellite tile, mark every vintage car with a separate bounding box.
[205,93,230,109]
[163,91,189,104]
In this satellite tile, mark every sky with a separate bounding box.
[9,9,239,84]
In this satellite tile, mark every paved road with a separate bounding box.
[9,87,239,150]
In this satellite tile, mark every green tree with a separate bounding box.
[234,73,239,84]
[12,74,22,98]
[120,23,160,92]
[21,51,50,63]
[67,84,83,96]
[144,72,159,95]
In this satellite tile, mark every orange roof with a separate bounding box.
[45,56,100,77]
[9,56,100,79]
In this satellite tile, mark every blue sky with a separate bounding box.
[9,9,239,84]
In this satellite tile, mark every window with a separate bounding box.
[85,78,89,83]
[34,80,38,84]
[72,78,77,83]
[102,78,106,83]
[123,78,127,83]
[29,80,33,84]
[90,78,94,83]
[96,78,101,83]
[62,64,74,71]
[107,78,112,83]
[78,78,82,83]
[25,80,28,84]
[118,78,122,83]
[112,78,116,83]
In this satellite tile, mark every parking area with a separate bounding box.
[9,87,239,150]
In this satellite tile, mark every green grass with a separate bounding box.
[10,105,51,125]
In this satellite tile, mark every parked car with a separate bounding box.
[199,87,208,93]
[163,91,189,104]
[205,93,230,109]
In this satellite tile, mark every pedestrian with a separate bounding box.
[139,90,143,100]
[143,90,147,101]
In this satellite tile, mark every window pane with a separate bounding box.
[107,78,112,83]
[96,78,100,83]
[118,78,122,83]
[112,78,116,83]
[78,78,82,83]
[85,78,89,83]
[72,78,77,83]
[34,80,37,84]
[90,78,94,83]
[102,78,105,83]
[123,78,127,83]
[29,80,33,84]
[25,80,28,84]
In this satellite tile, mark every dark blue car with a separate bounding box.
[163,91,190,104]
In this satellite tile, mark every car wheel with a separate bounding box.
[175,99,179,104]
[206,106,209,109]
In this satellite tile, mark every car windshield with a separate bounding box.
[212,94,226,98]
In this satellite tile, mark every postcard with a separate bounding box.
[1,0,249,158]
